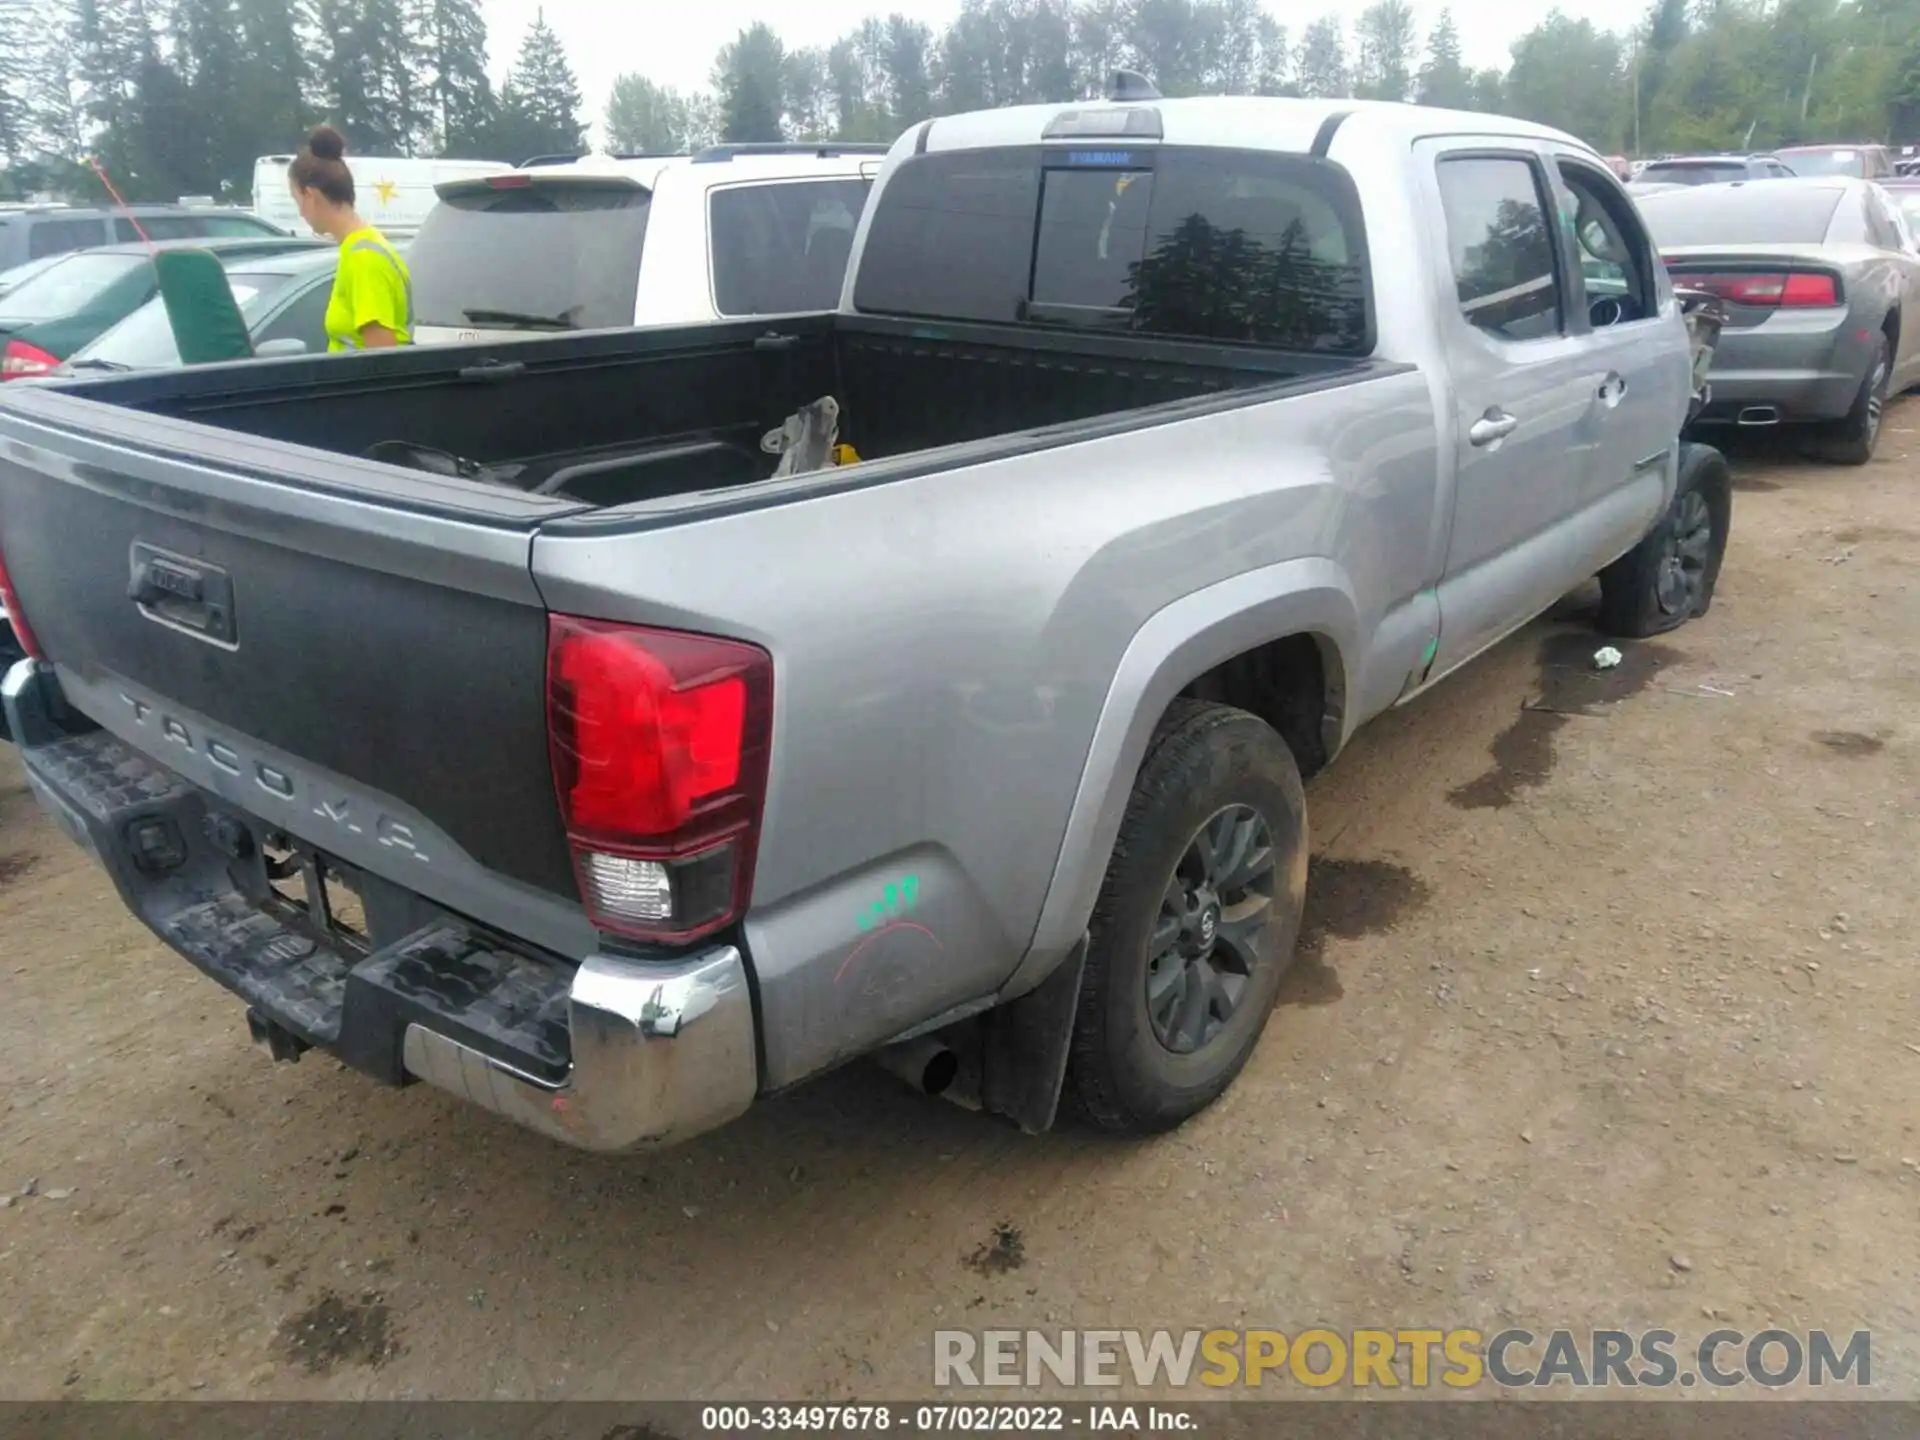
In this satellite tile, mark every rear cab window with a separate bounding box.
[852,145,1371,352]
[410,179,651,333]
[708,178,872,316]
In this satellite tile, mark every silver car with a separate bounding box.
[1636,177,1920,463]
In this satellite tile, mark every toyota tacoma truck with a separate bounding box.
[0,88,1729,1150]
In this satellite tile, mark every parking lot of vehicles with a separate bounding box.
[0,237,324,380]
[0,92,1726,1156]
[407,142,883,343]
[1639,177,1920,461]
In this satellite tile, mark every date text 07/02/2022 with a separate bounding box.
[698,1404,1196,1432]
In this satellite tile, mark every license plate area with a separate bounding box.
[261,832,371,958]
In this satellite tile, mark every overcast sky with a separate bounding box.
[481,0,1630,142]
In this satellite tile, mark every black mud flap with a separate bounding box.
[981,936,1089,1135]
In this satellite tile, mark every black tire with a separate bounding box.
[1819,331,1891,466]
[1068,699,1308,1133]
[1597,441,1732,639]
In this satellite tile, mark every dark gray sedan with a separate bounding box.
[1636,177,1920,463]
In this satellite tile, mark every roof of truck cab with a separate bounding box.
[911,95,1592,159]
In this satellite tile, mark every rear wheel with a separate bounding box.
[1598,442,1732,638]
[1068,700,1308,1133]
[1820,332,1891,466]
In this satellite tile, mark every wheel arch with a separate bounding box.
[1000,558,1359,1000]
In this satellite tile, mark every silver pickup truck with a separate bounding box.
[0,91,1729,1152]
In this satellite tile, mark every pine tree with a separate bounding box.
[76,0,157,188]
[414,0,492,156]
[882,14,935,129]
[1416,9,1473,109]
[782,47,834,140]
[1352,0,1416,102]
[234,0,309,160]
[0,0,32,165]
[171,0,247,195]
[313,0,424,155]
[605,73,694,153]
[1294,15,1349,99]
[713,22,785,144]
[495,6,583,161]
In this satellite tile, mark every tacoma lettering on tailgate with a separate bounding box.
[119,693,431,862]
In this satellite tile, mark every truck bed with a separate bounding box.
[30,313,1376,512]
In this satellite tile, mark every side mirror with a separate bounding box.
[153,249,252,365]
[254,337,310,358]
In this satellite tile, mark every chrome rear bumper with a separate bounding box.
[401,946,758,1152]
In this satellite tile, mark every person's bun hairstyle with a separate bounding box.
[288,124,354,206]
[306,124,346,162]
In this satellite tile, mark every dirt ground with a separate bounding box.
[2,411,1918,1403]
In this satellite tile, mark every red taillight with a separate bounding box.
[0,539,44,660]
[1,340,60,380]
[546,616,773,943]
[1668,270,1841,307]
[487,174,533,189]
[1780,272,1840,306]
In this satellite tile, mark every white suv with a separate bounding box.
[408,143,882,344]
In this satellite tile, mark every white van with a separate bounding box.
[252,155,512,238]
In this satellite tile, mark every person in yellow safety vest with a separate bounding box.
[286,124,412,352]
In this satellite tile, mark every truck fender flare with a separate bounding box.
[1002,557,1360,1000]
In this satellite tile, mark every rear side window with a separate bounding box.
[409,182,651,332]
[853,146,1371,352]
[27,218,108,259]
[1436,156,1562,343]
[709,178,872,316]
[121,216,202,241]
[1863,190,1904,251]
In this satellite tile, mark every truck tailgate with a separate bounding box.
[0,387,589,915]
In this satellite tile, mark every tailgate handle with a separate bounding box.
[128,544,236,646]
[129,557,204,605]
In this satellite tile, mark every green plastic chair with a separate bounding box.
[152,248,253,366]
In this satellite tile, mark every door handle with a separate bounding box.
[1467,409,1519,447]
[1598,372,1628,406]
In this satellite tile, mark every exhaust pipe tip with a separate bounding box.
[1736,405,1780,426]
[874,1035,959,1096]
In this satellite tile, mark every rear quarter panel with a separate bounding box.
[531,368,1441,1088]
